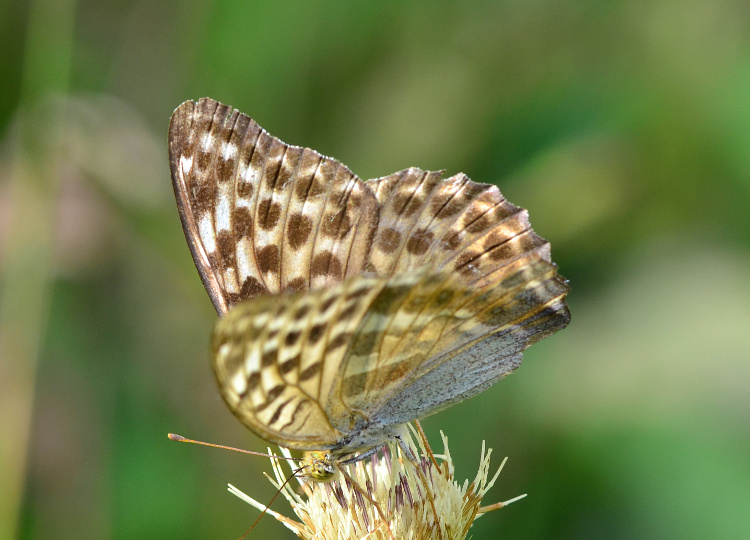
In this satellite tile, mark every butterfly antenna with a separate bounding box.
[167,433,297,461]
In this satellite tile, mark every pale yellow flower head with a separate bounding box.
[230,427,525,539]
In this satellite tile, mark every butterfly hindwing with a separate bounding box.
[366,168,550,289]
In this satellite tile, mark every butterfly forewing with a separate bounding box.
[338,259,568,419]
[169,99,378,315]
[212,275,386,449]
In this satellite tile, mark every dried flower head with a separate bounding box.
[229,427,525,539]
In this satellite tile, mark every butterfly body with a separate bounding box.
[169,98,570,457]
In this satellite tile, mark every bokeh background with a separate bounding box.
[2,0,750,538]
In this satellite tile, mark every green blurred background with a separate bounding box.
[2,0,749,538]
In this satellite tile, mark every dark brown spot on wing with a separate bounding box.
[320,296,338,313]
[195,146,213,176]
[308,323,327,344]
[217,231,236,264]
[346,287,372,302]
[406,228,434,255]
[258,198,281,230]
[376,228,402,253]
[215,146,237,184]
[245,372,260,394]
[439,182,488,218]
[404,196,426,217]
[342,371,367,399]
[262,140,286,190]
[293,150,323,200]
[234,207,253,238]
[441,231,462,251]
[287,213,313,250]
[285,277,307,293]
[297,160,333,200]
[280,399,310,432]
[350,330,380,357]
[257,244,280,275]
[350,191,363,207]
[191,182,217,215]
[279,354,300,375]
[311,251,343,280]
[434,288,455,307]
[338,302,359,321]
[255,385,285,412]
[275,146,303,192]
[268,397,293,426]
[237,179,254,199]
[326,332,351,353]
[285,331,301,347]
[463,204,502,234]
[429,190,454,217]
[240,277,268,297]
[221,345,244,376]
[261,348,277,367]
[216,158,235,186]
[294,304,311,320]
[321,209,352,239]
[368,284,412,315]
[392,191,413,215]
[454,251,481,276]
[299,362,321,381]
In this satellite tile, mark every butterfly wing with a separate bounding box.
[212,263,568,451]
[339,259,569,427]
[336,166,570,420]
[366,167,550,288]
[211,272,388,449]
[341,259,570,425]
[171,98,570,451]
[169,98,378,315]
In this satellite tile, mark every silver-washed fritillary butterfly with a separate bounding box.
[168,98,570,459]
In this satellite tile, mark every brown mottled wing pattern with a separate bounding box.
[344,168,564,409]
[212,262,568,450]
[212,274,387,449]
[170,97,570,452]
[169,98,377,315]
[339,259,568,427]
[366,167,549,288]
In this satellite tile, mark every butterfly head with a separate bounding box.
[300,451,336,482]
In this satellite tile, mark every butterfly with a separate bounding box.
[168,97,570,461]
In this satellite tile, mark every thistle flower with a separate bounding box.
[229,427,525,540]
